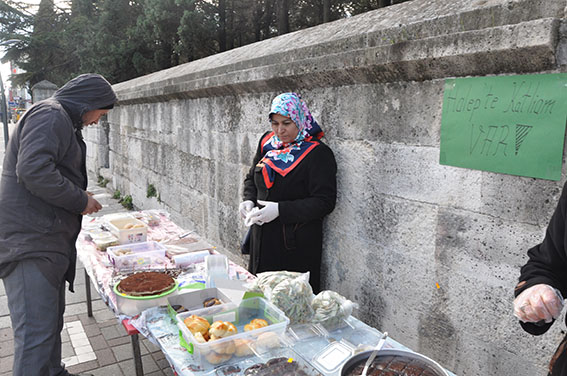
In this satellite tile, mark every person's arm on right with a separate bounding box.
[514,182,567,334]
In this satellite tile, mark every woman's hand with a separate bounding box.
[248,200,279,225]
[513,284,564,323]
[239,200,255,219]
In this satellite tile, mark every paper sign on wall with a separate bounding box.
[439,74,567,180]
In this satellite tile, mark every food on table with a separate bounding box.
[243,357,312,375]
[210,338,236,355]
[116,271,175,297]
[114,248,133,256]
[248,271,314,324]
[205,351,232,365]
[193,332,208,344]
[183,314,211,337]
[203,297,222,307]
[345,354,440,376]
[311,290,357,327]
[234,339,253,357]
[244,318,268,332]
[254,331,280,351]
[123,223,145,229]
[209,321,238,340]
[171,304,187,313]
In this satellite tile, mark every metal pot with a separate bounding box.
[339,348,449,376]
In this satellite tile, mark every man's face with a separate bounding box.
[82,109,109,126]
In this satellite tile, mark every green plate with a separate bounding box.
[113,279,178,300]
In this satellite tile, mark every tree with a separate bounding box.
[276,0,289,35]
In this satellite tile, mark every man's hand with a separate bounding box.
[513,284,564,323]
[82,195,102,215]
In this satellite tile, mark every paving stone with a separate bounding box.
[118,354,159,375]
[84,323,102,337]
[64,302,89,316]
[93,309,116,323]
[67,359,98,374]
[147,371,165,376]
[88,335,109,351]
[64,314,80,323]
[0,329,12,342]
[101,325,123,341]
[95,348,117,367]
[90,363,124,376]
[0,297,8,317]
[0,317,11,330]
[156,357,172,370]
[0,340,13,358]
[112,343,133,362]
[0,355,12,374]
[107,336,130,347]
[62,341,75,358]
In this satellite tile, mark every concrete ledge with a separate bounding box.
[113,0,564,104]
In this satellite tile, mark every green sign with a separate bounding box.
[440,74,567,180]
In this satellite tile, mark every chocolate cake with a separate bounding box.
[117,272,176,296]
[345,354,443,376]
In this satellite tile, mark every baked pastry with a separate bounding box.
[116,272,175,296]
[205,351,232,365]
[234,339,253,357]
[209,321,237,340]
[255,331,280,351]
[183,314,210,336]
[203,297,222,307]
[210,339,236,355]
[193,332,208,344]
[244,318,268,332]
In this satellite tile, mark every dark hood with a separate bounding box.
[53,73,117,128]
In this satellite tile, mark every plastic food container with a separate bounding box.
[312,341,354,375]
[176,297,290,369]
[107,216,147,244]
[113,279,178,316]
[107,241,167,271]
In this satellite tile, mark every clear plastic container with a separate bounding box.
[107,241,167,271]
[107,215,147,244]
[176,297,290,369]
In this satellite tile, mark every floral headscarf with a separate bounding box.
[259,93,324,188]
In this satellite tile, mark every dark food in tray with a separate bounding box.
[243,357,317,376]
[345,355,438,376]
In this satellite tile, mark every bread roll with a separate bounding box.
[234,339,253,357]
[255,331,280,350]
[205,351,232,365]
[244,318,268,332]
[183,315,210,336]
[209,321,237,339]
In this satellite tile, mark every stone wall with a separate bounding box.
[84,0,567,374]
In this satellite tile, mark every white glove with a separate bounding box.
[247,200,279,225]
[513,284,564,323]
[239,200,254,219]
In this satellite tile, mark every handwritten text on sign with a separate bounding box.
[439,74,567,181]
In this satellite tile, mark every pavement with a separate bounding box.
[0,124,175,375]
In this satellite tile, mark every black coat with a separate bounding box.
[0,74,116,291]
[243,131,337,293]
[515,181,567,375]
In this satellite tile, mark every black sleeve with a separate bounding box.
[278,143,337,224]
[15,108,88,214]
[515,181,567,335]
[243,132,270,203]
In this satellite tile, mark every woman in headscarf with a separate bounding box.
[239,93,337,293]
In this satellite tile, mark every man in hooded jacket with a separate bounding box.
[0,73,117,376]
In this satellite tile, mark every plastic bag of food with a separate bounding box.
[311,290,358,328]
[247,271,314,324]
